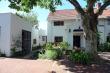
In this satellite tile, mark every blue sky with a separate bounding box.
[0,0,86,30]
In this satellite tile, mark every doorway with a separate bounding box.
[22,30,31,55]
[73,36,81,48]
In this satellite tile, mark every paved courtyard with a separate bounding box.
[0,52,110,73]
[0,58,70,73]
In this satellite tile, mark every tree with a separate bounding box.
[8,0,110,58]
[16,12,38,26]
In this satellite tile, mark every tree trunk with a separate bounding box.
[81,14,99,58]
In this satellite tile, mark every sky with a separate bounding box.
[0,0,86,31]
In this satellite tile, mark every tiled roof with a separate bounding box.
[48,9,110,20]
[101,9,110,17]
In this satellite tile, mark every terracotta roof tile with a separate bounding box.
[102,9,110,17]
[48,9,110,20]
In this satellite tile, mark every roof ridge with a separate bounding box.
[55,9,74,11]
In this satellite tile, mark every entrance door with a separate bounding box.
[73,36,81,48]
[22,30,31,55]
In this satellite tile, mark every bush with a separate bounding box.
[31,51,40,59]
[39,49,62,60]
[38,50,46,59]
[45,49,58,60]
[11,47,25,57]
[45,42,53,50]
[38,42,70,60]
[0,53,6,57]
[0,51,6,57]
[98,42,110,52]
[11,47,16,55]
[39,53,46,59]
[32,46,37,51]
[69,50,91,64]
[59,42,69,50]
[56,49,63,59]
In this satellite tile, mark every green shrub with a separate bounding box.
[32,51,40,59]
[38,50,46,59]
[98,42,110,52]
[11,47,16,56]
[38,42,70,60]
[32,46,37,51]
[11,47,25,57]
[45,49,58,60]
[38,49,62,60]
[69,50,91,64]
[45,42,53,50]
[1,53,6,57]
[38,53,46,59]
[58,42,69,55]
[59,42,69,50]
[0,51,6,57]
[56,49,63,59]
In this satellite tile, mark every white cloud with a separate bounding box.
[38,21,47,34]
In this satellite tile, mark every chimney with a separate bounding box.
[96,3,101,9]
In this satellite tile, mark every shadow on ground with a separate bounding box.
[58,56,110,73]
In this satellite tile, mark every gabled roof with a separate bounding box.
[48,9,110,21]
[102,9,110,16]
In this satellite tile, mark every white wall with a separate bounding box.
[47,19,85,49]
[105,19,110,41]
[0,13,32,56]
[47,17,110,49]
[32,26,47,47]
[10,13,32,52]
[98,19,110,43]
[32,26,39,46]
[38,29,47,46]
[0,13,11,56]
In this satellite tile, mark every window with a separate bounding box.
[54,21,64,26]
[33,39,37,44]
[42,36,47,41]
[54,36,63,42]
[107,36,110,42]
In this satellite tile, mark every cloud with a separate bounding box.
[39,21,47,31]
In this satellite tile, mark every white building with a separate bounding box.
[47,9,110,49]
[0,13,32,56]
[32,26,47,47]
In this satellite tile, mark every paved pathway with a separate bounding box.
[99,52,110,60]
[0,58,70,73]
[0,52,110,73]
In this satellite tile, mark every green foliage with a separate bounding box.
[39,53,46,59]
[8,0,110,13]
[0,50,6,57]
[0,53,6,57]
[98,42,110,52]
[45,49,58,60]
[42,42,69,57]
[32,51,40,59]
[57,42,69,55]
[16,12,38,26]
[11,47,16,55]
[59,42,69,50]
[56,49,63,59]
[45,42,53,50]
[8,0,62,12]
[11,47,24,57]
[69,50,91,64]
[39,49,60,60]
